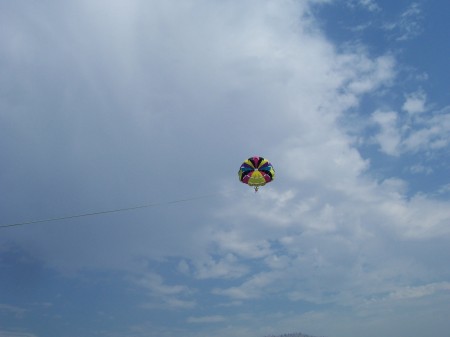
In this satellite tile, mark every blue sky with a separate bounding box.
[1,1,450,337]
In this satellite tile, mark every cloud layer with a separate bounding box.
[1,1,450,337]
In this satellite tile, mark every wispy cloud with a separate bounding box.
[135,272,196,309]
[187,315,226,323]
[0,332,37,337]
[213,271,282,300]
[387,282,450,301]
[383,2,423,41]
[0,304,26,318]
[190,254,249,279]
[347,0,381,12]
[372,102,450,155]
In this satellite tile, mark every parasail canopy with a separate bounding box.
[238,156,275,191]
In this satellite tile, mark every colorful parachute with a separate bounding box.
[238,156,275,191]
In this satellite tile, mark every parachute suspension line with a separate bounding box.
[0,193,218,230]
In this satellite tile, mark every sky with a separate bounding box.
[1,1,450,337]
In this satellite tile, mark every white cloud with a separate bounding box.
[334,53,395,97]
[403,90,427,114]
[191,254,249,279]
[211,230,272,259]
[0,332,37,337]
[264,254,291,270]
[0,304,26,318]
[371,110,401,155]
[371,105,450,155]
[383,2,423,41]
[387,282,450,301]
[402,109,450,152]
[437,183,450,195]
[213,271,282,300]
[1,1,450,336]
[346,0,381,12]
[187,315,226,323]
[136,273,189,296]
[409,163,433,175]
[359,0,380,12]
[135,272,196,309]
